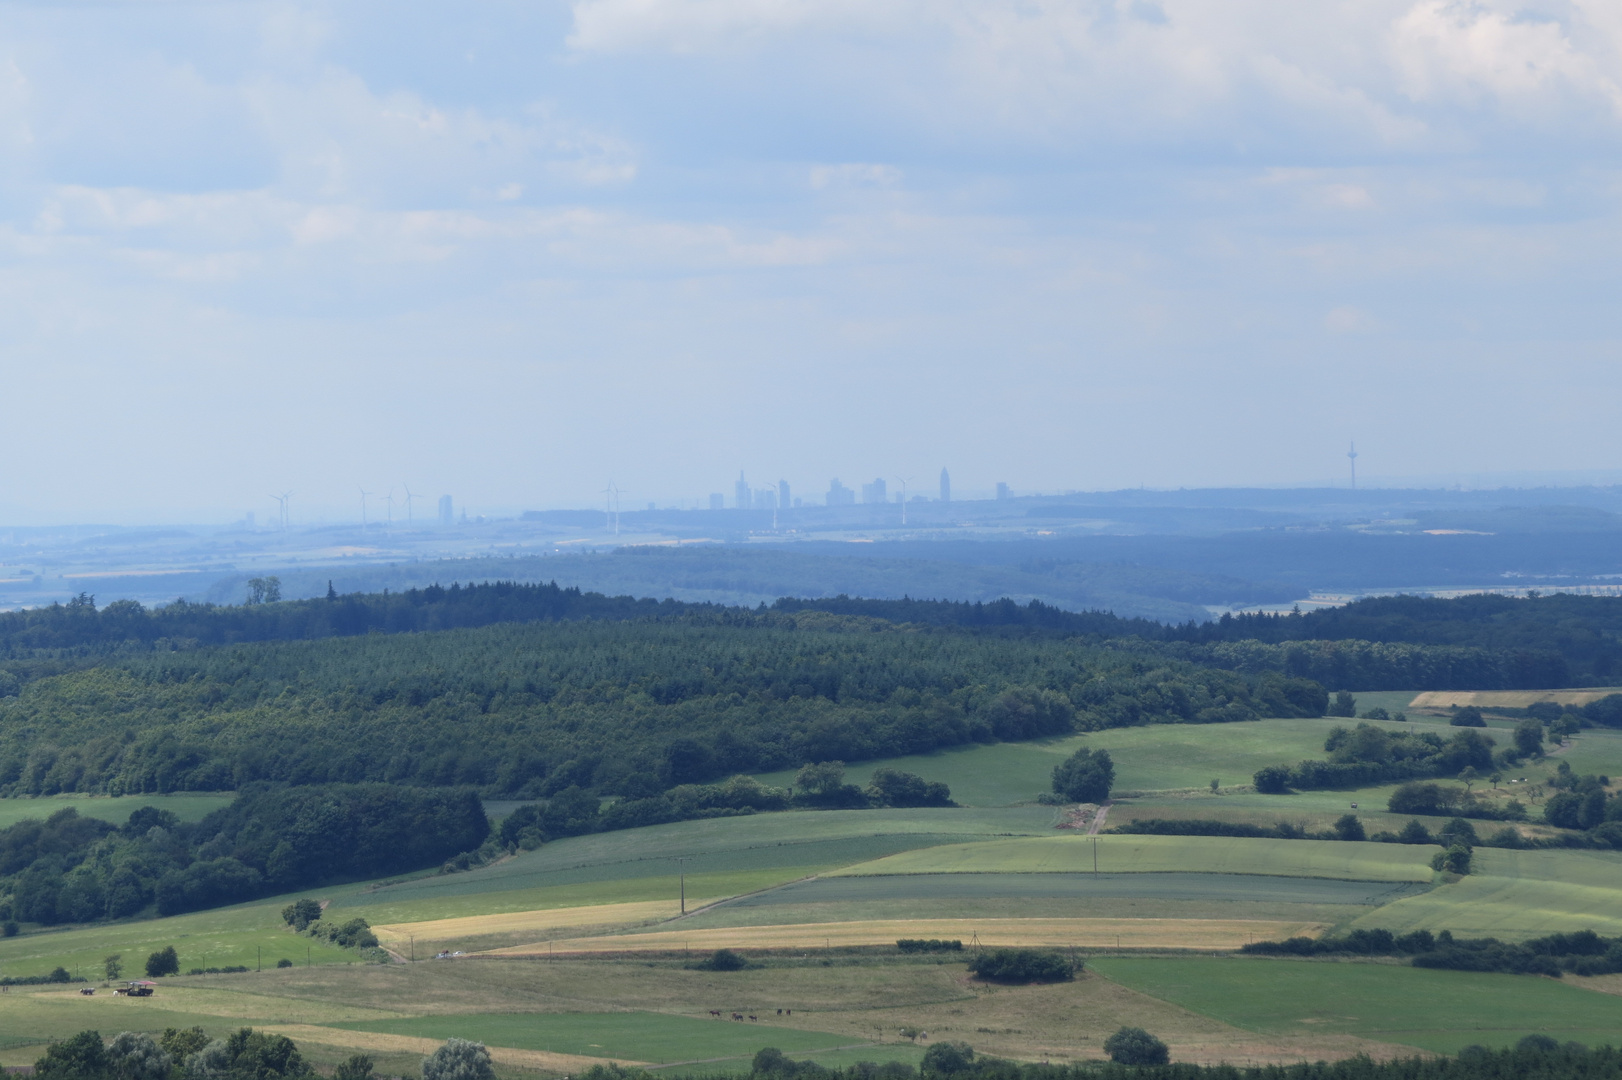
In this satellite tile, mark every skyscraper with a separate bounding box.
[438,495,453,524]
[826,479,855,506]
[861,478,888,504]
[939,468,950,503]
[778,479,791,509]
[735,472,752,510]
[996,482,1010,500]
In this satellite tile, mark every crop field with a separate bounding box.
[828,835,1439,881]
[0,792,232,830]
[1089,956,1622,1053]
[335,807,1058,924]
[1352,847,1622,938]
[333,1011,853,1065]
[1410,690,1619,709]
[712,873,1427,909]
[512,917,1326,954]
[372,899,727,955]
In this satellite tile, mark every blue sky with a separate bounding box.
[1,0,1620,521]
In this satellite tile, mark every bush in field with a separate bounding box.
[920,1042,976,1076]
[1331,814,1366,841]
[145,946,179,978]
[697,948,748,971]
[422,1039,494,1080]
[1451,706,1486,727]
[281,898,321,931]
[966,948,1075,983]
[1104,1027,1170,1065]
[1051,748,1113,803]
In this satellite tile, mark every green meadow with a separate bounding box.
[1089,955,1622,1053]
[0,793,232,830]
[828,835,1439,882]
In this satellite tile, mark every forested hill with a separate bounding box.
[0,585,1612,693]
[1174,593,1622,683]
[0,614,1326,796]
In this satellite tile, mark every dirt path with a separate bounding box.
[1088,801,1113,835]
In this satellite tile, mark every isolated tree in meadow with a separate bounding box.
[103,954,122,981]
[144,945,178,978]
[281,899,322,931]
[1514,719,1545,759]
[422,1039,495,1080]
[1450,706,1486,727]
[1459,767,1479,793]
[1328,691,1356,717]
[1052,747,1114,803]
[1104,1027,1170,1066]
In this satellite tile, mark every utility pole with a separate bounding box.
[1093,836,1098,872]
[676,857,689,914]
[257,946,262,973]
[410,935,415,962]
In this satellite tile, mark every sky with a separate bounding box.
[1,0,1621,522]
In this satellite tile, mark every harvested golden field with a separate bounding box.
[373,899,719,949]
[492,917,1325,955]
[1409,690,1617,708]
[260,1024,647,1071]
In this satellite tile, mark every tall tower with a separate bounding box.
[735,471,751,510]
[939,468,950,503]
[1348,442,1358,489]
[437,495,453,524]
[778,479,791,510]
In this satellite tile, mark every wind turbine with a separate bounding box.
[359,488,373,527]
[895,477,912,526]
[403,485,421,523]
[382,489,396,526]
[270,492,292,531]
[1347,442,1359,489]
[600,482,622,536]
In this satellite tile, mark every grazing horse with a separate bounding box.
[732,1013,744,1021]
[748,1015,758,1022]
[709,1010,722,1018]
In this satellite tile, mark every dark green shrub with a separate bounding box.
[697,948,747,971]
[145,945,179,978]
[966,948,1075,984]
[920,1042,975,1076]
[1051,748,1113,803]
[1104,1027,1169,1065]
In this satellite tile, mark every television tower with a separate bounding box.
[1347,441,1358,489]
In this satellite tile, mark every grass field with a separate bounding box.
[0,892,363,980]
[1090,956,1622,1052]
[505,917,1326,955]
[0,793,233,830]
[828,836,1439,881]
[332,1011,854,1065]
[336,807,1058,924]
[1352,846,1622,938]
[755,721,1355,806]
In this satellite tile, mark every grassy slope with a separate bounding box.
[1090,956,1622,1053]
[333,1011,851,1064]
[0,808,1056,979]
[0,793,233,830]
[1352,847,1622,938]
[335,808,1057,924]
[827,835,1439,881]
[755,719,1350,806]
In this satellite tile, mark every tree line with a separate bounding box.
[0,783,486,926]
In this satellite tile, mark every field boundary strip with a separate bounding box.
[483,916,1327,955]
[262,1025,650,1071]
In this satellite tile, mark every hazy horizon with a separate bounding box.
[1,1,1619,523]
